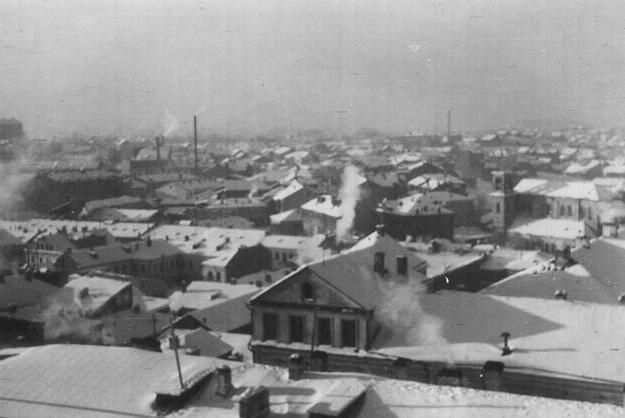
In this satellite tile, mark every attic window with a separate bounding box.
[301,282,315,301]
[374,252,385,274]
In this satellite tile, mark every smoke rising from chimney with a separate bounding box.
[161,109,179,137]
[335,165,362,242]
[169,290,184,314]
[359,264,447,347]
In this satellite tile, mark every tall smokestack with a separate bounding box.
[193,115,198,174]
[447,109,451,140]
[155,136,162,162]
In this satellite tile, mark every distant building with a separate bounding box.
[53,238,202,286]
[299,195,342,236]
[0,118,24,139]
[488,172,623,248]
[376,193,455,241]
[27,228,116,271]
[202,244,271,283]
[25,169,128,213]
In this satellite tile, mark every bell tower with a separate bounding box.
[490,171,516,231]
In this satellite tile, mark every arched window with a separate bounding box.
[301,282,314,301]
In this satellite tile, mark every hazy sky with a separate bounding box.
[1,0,625,137]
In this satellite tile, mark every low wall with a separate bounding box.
[252,343,625,407]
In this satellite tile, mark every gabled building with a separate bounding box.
[263,180,315,214]
[299,195,342,235]
[249,228,427,360]
[376,193,455,241]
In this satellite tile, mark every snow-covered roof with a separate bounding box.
[565,160,601,175]
[1,344,622,417]
[148,224,266,255]
[269,209,302,224]
[513,178,609,201]
[509,218,585,240]
[300,195,342,218]
[603,164,625,176]
[369,289,625,383]
[272,180,304,201]
[261,234,320,250]
[0,344,231,417]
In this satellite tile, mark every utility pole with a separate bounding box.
[169,316,185,389]
[447,109,451,140]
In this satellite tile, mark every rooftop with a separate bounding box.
[509,218,585,240]
[300,195,343,218]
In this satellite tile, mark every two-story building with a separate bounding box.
[249,227,428,367]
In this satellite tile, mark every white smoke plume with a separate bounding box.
[335,165,362,242]
[0,159,33,216]
[161,109,179,137]
[41,291,101,342]
[358,264,447,347]
[376,278,446,346]
[169,290,184,314]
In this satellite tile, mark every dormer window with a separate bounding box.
[301,282,315,302]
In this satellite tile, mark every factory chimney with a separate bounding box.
[155,135,163,162]
[193,115,199,174]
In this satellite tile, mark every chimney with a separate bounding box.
[375,224,385,236]
[193,115,199,174]
[554,289,567,300]
[288,353,303,380]
[500,332,511,356]
[238,386,270,418]
[216,366,233,397]
[155,136,162,162]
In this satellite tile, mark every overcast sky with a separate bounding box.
[1,0,625,138]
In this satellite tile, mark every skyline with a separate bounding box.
[1,0,625,138]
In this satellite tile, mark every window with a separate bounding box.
[341,319,357,347]
[494,177,502,191]
[495,202,500,214]
[207,271,214,281]
[275,253,280,260]
[264,274,272,283]
[374,252,385,274]
[289,315,304,343]
[567,206,572,217]
[216,272,221,282]
[559,205,564,216]
[301,282,314,301]
[396,255,408,275]
[317,317,332,345]
[580,206,585,218]
[262,313,278,340]
[282,253,287,262]
[588,207,592,221]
